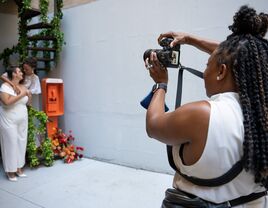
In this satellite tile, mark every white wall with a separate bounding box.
[49,0,268,174]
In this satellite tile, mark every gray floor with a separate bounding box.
[0,158,173,208]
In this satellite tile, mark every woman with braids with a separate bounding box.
[144,5,268,207]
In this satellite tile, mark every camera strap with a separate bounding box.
[167,66,244,187]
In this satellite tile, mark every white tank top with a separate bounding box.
[172,92,266,206]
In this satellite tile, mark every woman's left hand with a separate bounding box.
[145,52,168,84]
[26,90,32,98]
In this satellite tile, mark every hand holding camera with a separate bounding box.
[140,36,183,111]
[158,31,189,48]
[143,37,181,69]
[145,52,168,84]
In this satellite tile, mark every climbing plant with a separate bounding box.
[18,5,29,63]
[0,46,18,67]
[40,0,49,23]
[0,0,65,68]
[27,106,54,167]
[39,0,64,62]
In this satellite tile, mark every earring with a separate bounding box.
[216,76,220,81]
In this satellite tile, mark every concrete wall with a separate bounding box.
[1,0,267,174]
[48,0,268,174]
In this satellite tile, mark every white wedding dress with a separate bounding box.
[0,84,28,172]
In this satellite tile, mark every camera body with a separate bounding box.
[143,38,181,68]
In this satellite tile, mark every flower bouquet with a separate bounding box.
[51,128,84,163]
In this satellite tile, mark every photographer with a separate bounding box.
[144,5,268,207]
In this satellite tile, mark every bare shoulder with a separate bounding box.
[151,100,211,145]
[2,82,12,88]
[178,100,211,143]
[174,100,210,119]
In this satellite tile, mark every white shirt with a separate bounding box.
[24,74,41,95]
[172,92,266,205]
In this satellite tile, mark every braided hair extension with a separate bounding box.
[216,5,268,188]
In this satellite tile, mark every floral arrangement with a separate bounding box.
[51,128,84,163]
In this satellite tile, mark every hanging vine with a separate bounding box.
[18,9,29,63]
[48,0,64,62]
[0,0,65,68]
[27,106,54,167]
[0,46,18,68]
[40,0,49,23]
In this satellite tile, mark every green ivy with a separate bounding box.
[40,0,49,23]
[21,0,31,11]
[0,0,65,69]
[41,138,54,166]
[0,46,18,68]
[51,17,64,61]
[18,14,29,63]
[27,106,54,167]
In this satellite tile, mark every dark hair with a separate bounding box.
[6,65,24,84]
[23,57,37,69]
[216,5,268,188]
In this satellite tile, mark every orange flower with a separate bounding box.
[50,128,84,163]
[59,151,66,157]
[52,139,59,146]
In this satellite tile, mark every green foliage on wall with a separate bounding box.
[27,106,54,167]
[0,0,64,68]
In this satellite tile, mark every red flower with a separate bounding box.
[76,146,84,151]
[51,128,84,163]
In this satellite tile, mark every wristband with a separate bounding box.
[152,83,167,93]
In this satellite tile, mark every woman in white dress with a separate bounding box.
[0,66,31,181]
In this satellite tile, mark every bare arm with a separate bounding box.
[1,74,20,94]
[158,32,219,54]
[146,89,210,145]
[145,52,210,145]
[0,84,27,105]
[1,74,14,87]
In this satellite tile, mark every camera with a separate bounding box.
[143,38,181,68]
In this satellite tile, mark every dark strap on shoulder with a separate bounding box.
[175,66,203,108]
[167,66,203,172]
[229,190,267,207]
[167,66,244,187]
[178,159,243,187]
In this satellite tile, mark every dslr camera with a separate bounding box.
[143,38,181,68]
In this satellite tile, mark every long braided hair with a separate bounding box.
[216,5,268,188]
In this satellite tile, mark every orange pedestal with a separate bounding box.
[41,78,64,138]
[47,116,58,138]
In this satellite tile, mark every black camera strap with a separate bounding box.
[167,66,244,187]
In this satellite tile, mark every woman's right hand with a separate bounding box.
[12,84,21,94]
[158,31,190,48]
